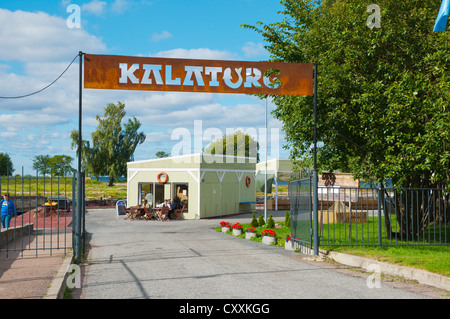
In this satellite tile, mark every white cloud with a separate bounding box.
[242,42,268,59]
[0,9,107,63]
[0,132,17,138]
[0,6,285,172]
[151,30,173,42]
[151,48,238,60]
[81,0,107,15]
[145,131,171,143]
[111,0,130,14]
[0,113,69,132]
[140,102,265,129]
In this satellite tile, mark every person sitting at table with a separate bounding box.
[168,199,178,219]
[142,199,151,209]
[156,200,169,208]
[134,204,146,220]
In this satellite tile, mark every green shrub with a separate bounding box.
[266,214,275,228]
[285,211,290,228]
[251,212,259,228]
[258,212,265,227]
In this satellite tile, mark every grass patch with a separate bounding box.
[316,217,450,276]
[1,176,127,199]
[323,245,450,277]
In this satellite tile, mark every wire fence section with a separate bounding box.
[289,176,313,246]
[0,175,73,257]
[289,180,449,247]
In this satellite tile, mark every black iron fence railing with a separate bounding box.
[0,173,85,258]
[290,179,449,248]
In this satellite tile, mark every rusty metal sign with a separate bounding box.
[84,53,314,96]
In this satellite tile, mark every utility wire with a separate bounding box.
[0,54,79,99]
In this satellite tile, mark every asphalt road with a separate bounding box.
[77,208,431,301]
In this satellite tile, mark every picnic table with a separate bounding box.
[34,202,58,218]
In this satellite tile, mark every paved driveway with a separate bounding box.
[77,209,430,300]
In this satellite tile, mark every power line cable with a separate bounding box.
[0,54,79,99]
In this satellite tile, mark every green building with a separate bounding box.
[127,153,257,219]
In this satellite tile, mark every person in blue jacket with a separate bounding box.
[1,193,17,229]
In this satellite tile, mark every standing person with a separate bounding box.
[1,193,17,229]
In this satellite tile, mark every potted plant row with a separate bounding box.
[231,222,243,236]
[219,221,278,245]
[220,221,231,233]
[261,229,277,245]
[245,226,258,239]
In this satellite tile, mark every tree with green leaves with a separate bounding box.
[244,0,449,235]
[71,102,146,186]
[245,0,449,188]
[33,154,73,176]
[155,151,170,158]
[0,153,14,176]
[32,155,51,175]
[203,130,260,162]
[49,155,74,176]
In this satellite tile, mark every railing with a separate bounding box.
[289,181,449,248]
[289,176,313,246]
[0,174,74,257]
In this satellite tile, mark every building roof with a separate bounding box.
[127,153,257,171]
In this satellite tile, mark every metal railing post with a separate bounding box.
[378,187,383,248]
[313,170,319,255]
[313,61,319,256]
[75,171,82,261]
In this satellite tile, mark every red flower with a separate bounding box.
[220,221,231,227]
[262,229,276,237]
[231,222,243,230]
[246,226,256,233]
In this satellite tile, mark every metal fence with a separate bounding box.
[290,178,449,248]
[289,176,313,246]
[0,174,75,257]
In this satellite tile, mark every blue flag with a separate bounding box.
[434,0,450,32]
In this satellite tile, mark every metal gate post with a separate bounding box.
[313,61,319,256]
[313,170,319,255]
[82,169,86,255]
[72,172,76,255]
[378,187,383,248]
[74,51,83,262]
[75,171,83,261]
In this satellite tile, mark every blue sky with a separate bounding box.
[0,0,289,175]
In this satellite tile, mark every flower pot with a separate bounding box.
[245,232,257,240]
[222,227,231,233]
[285,240,294,251]
[232,228,243,236]
[233,229,242,236]
[262,236,277,245]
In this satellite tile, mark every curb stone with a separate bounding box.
[284,240,449,292]
[322,250,450,292]
[44,253,75,299]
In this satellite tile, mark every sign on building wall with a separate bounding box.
[84,54,314,96]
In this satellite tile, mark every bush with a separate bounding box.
[285,211,290,228]
[258,212,265,227]
[266,214,275,229]
[251,212,259,228]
